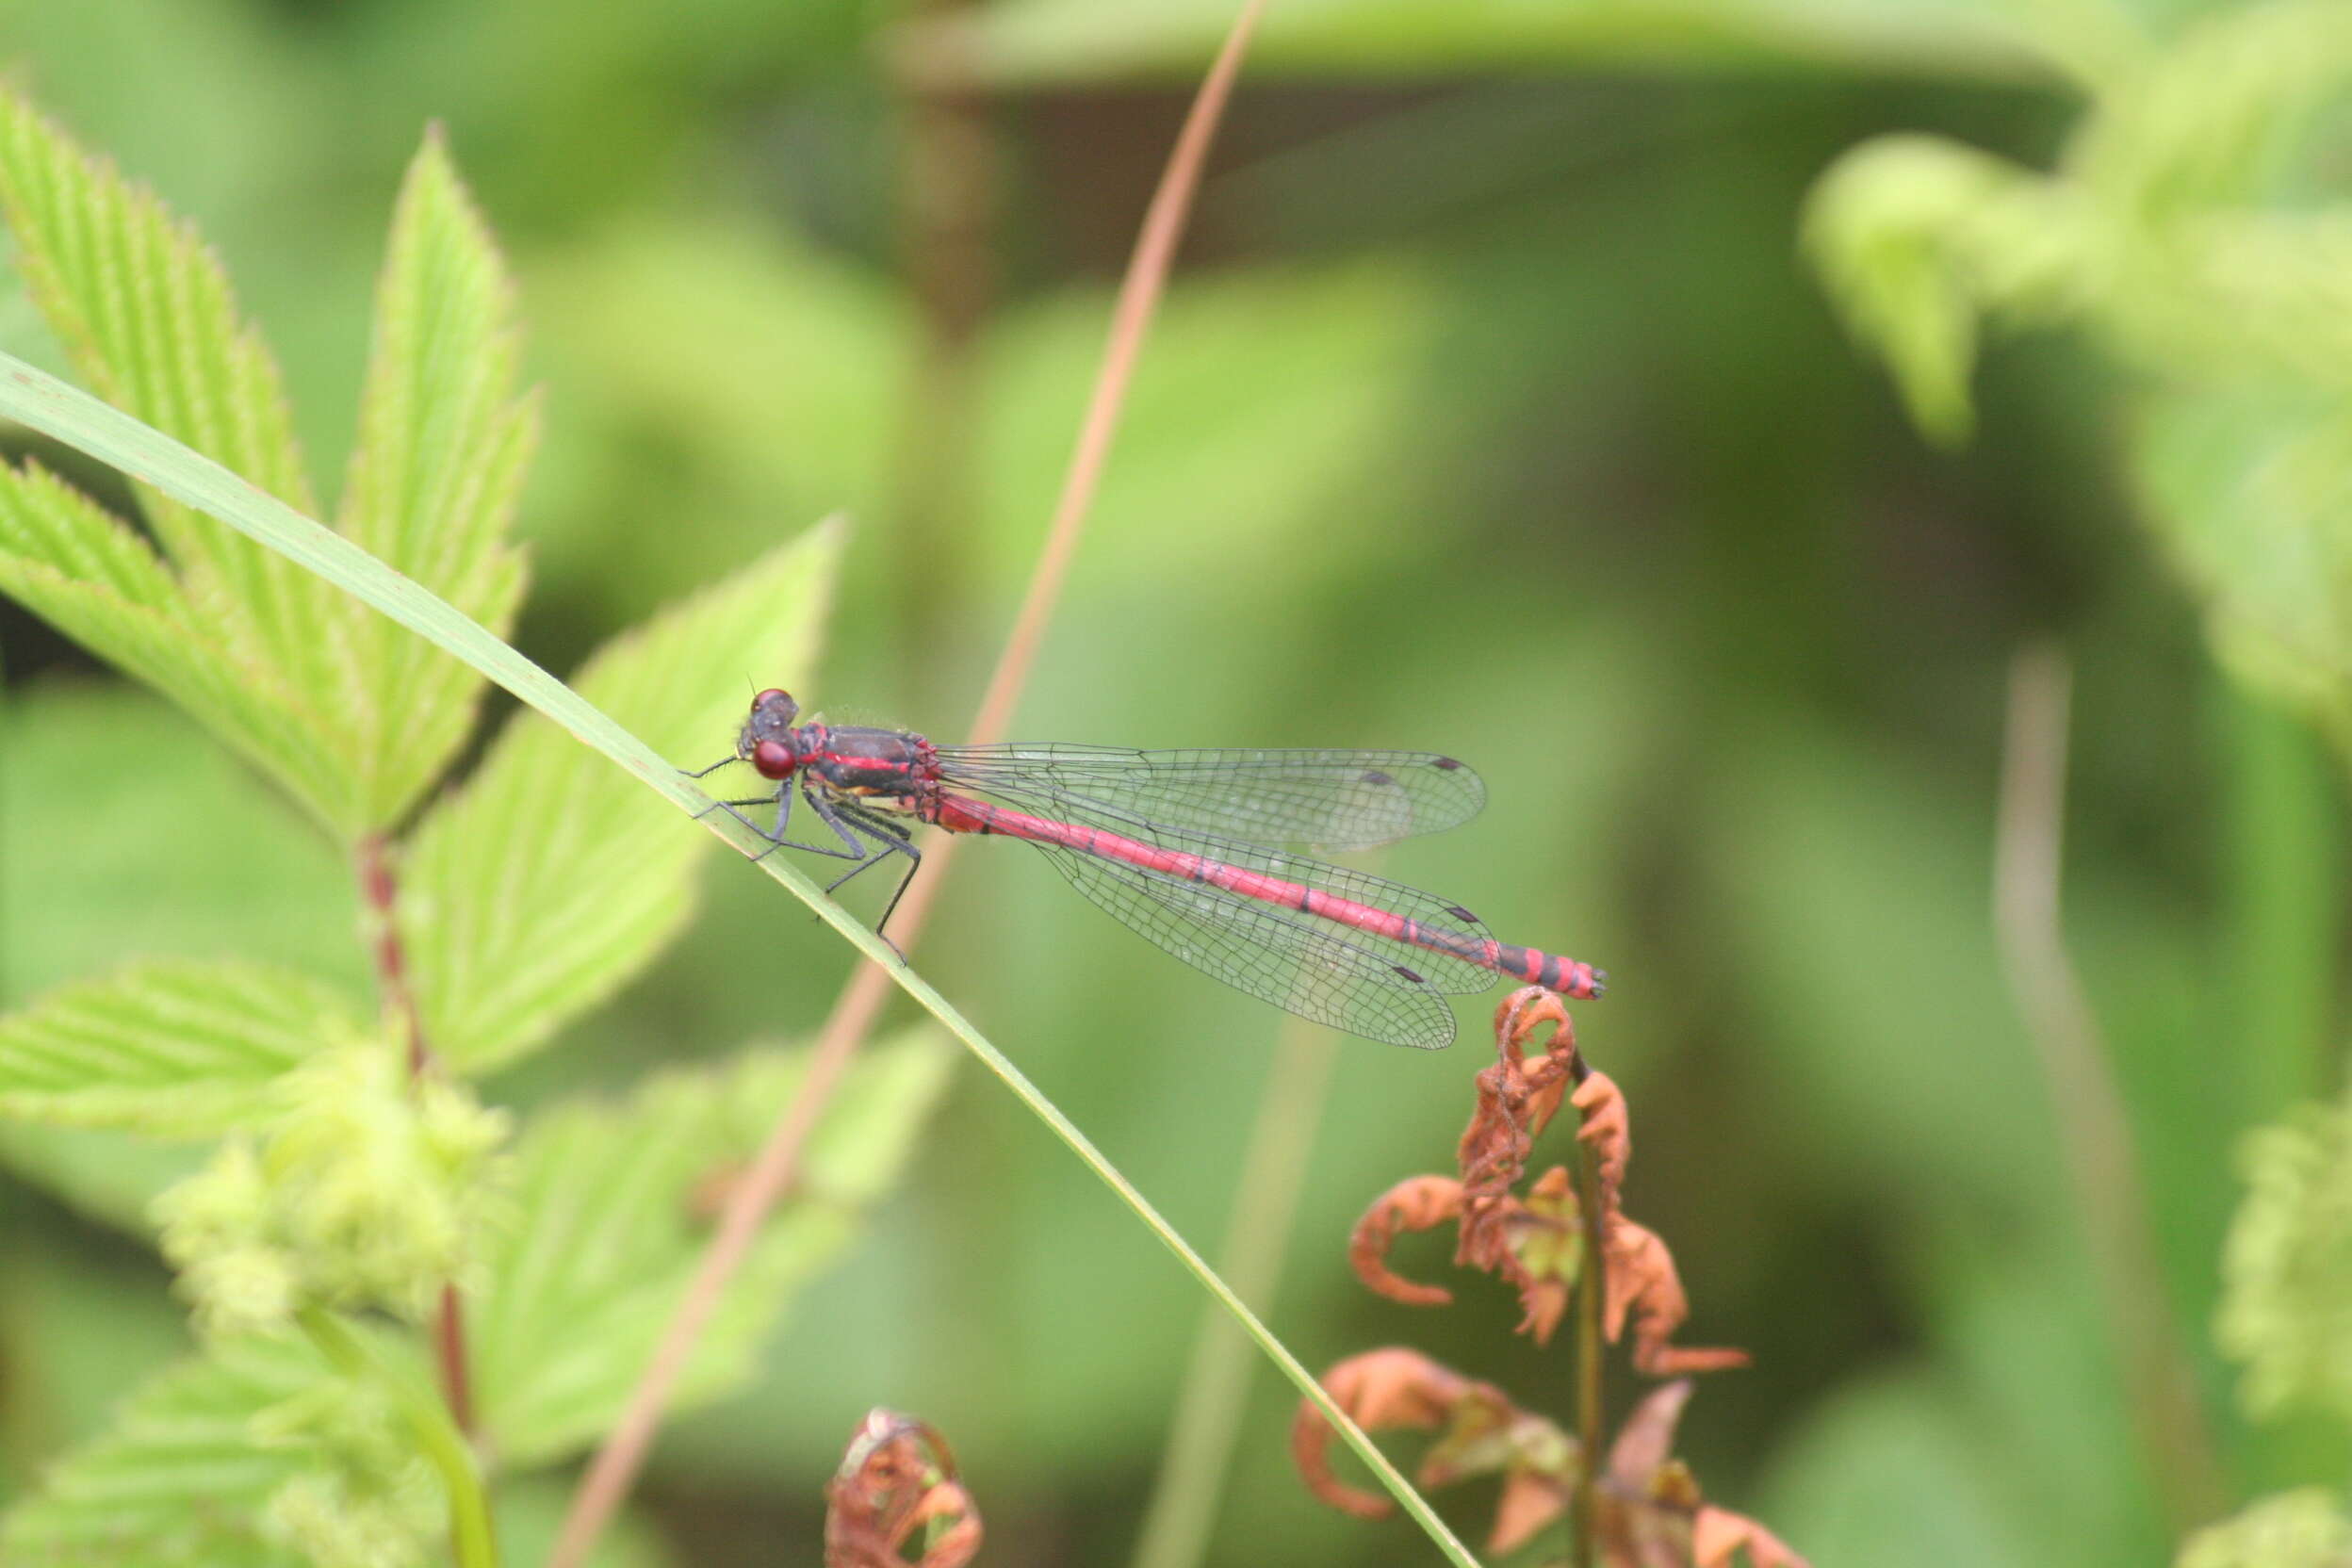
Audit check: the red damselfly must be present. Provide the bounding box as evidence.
[688,690,1605,1049]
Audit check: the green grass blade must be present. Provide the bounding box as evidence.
[0,347,1478,1566]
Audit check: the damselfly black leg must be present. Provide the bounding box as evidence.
[797,795,918,961]
[823,808,916,959]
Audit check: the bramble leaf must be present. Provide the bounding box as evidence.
[399,521,840,1073]
[471,1029,951,1466]
[335,129,537,828]
[0,959,365,1137]
[0,89,356,806]
[0,1332,433,1568]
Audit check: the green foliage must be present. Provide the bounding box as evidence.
[0,89,351,823]
[2217,1090,2352,1423]
[0,959,364,1136]
[0,1332,422,1568]
[333,129,537,830]
[472,1032,951,1466]
[399,525,838,1073]
[153,1045,513,1337]
[0,85,952,1564]
[1805,0,2352,735]
[2177,1489,2352,1568]
[0,94,542,838]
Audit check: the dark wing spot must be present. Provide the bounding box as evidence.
[1431,756,1463,771]
[1359,769,1395,787]
[1393,965,1428,985]
[1446,905,1478,923]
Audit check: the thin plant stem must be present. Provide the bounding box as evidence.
[1129,1017,1340,1568]
[359,833,476,1436]
[298,1303,497,1568]
[1569,1066,1607,1568]
[547,6,1276,1563]
[1992,643,2227,1533]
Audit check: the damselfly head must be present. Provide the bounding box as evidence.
[739,688,803,778]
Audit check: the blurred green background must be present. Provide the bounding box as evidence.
[2,1,2341,1564]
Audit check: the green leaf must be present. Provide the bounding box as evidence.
[1802,133,2087,446]
[335,128,537,828]
[470,1030,953,1467]
[0,461,346,810]
[399,522,839,1073]
[0,960,365,1137]
[2133,382,2352,735]
[0,89,345,743]
[2,1336,342,1568]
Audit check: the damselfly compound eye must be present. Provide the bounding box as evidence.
[751,739,798,779]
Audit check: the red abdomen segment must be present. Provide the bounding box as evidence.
[927,792,1603,1000]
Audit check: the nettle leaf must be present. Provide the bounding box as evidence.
[0,959,365,1137]
[2,1335,347,1567]
[336,129,537,828]
[0,91,361,818]
[399,522,840,1074]
[472,1030,951,1467]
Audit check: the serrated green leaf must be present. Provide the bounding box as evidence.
[400,523,839,1073]
[1,1336,334,1568]
[0,89,344,730]
[0,959,365,1136]
[335,128,536,828]
[0,461,346,809]
[470,1030,951,1468]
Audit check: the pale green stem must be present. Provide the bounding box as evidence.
[297,1304,497,1568]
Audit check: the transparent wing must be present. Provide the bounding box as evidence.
[1028,837,1462,1050]
[929,743,1485,851]
[949,774,1504,998]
